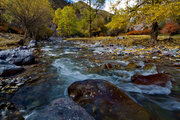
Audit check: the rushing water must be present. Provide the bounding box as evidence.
[8,39,180,120]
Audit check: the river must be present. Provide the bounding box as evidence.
[7,38,180,120]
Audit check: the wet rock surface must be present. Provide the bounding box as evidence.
[0,60,24,77]
[0,77,28,95]
[26,98,95,120]
[0,44,37,120]
[0,47,35,65]
[132,73,171,87]
[28,40,37,48]
[68,79,151,120]
[0,102,24,120]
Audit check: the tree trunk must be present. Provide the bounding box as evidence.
[89,16,92,38]
[89,0,92,38]
[24,30,28,39]
[151,21,158,43]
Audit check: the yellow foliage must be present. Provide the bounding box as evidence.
[1,0,53,39]
[53,6,77,37]
[107,0,180,31]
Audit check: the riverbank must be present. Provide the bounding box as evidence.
[66,35,180,47]
[0,34,180,120]
[0,33,24,50]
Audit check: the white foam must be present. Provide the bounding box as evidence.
[52,58,113,84]
[150,98,180,111]
[48,53,58,56]
[114,60,130,65]
[118,83,171,95]
[112,70,135,81]
[63,51,77,54]
[24,111,36,120]
[41,46,53,51]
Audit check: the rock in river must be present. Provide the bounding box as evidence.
[132,73,171,87]
[28,40,37,48]
[0,59,24,77]
[0,47,35,65]
[68,79,151,120]
[26,98,95,120]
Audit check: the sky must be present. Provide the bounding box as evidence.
[104,0,125,12]
[73,0,135,12]
[73,0,120,12]
[104,0,136,12]
[104,0,116,12]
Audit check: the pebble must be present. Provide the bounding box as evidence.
[0,77,26,95]
[152,56,158,59]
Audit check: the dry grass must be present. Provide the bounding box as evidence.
[0,33,23,50]
[66,35,180,48]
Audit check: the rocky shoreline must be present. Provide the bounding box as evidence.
[0,38,180,120]
[0,40,37,120]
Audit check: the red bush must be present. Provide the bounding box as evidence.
[0,24,9,32]
[160,21,180,36]
[0,24,24,34]
[127,29,151,35]
[11,27,24,34]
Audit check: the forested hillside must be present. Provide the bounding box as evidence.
[73,1,112,36]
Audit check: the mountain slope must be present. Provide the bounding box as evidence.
[49,0,69,9]
[73,1,112,22]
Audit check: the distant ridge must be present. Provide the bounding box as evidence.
[73,1,112,20]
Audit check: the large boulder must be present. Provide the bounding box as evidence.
[0,47,35,65]
[132,73,171,87]
[26,98,95,120]
[0,59,24,77]
[68,79,151,120]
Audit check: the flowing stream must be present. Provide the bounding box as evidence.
[8,39,180,120]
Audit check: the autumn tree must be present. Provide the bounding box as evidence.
[53,6,77,37]
[92,16,107,36]
[82,0,106,37]
[1,0,53,39]
[107,0,180,43]
[77,8,90,36]
[160,21,180,38]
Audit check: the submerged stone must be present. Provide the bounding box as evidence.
[143,64,156,71]
[68,79,151,120]
[0,60,24,77]
[5,111,24,120]
[26,98,95,120]
[103,62,125,70]
[126,62,140,71]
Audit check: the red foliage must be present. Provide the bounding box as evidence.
[160,22,180,36]
[11,27,24,34]
[99,33,106,36]
[0,24,8,32]
[127,29,151,35]
[0,24,24,34]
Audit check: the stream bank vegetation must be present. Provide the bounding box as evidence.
[1,0,54,40]
[66,35,180,48]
